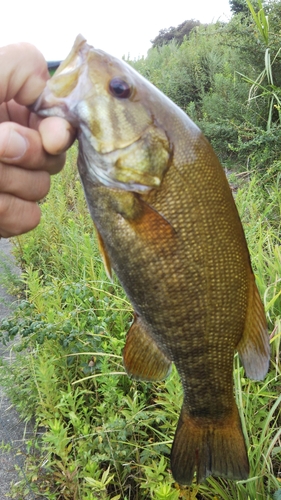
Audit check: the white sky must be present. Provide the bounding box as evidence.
[1,0,232,61]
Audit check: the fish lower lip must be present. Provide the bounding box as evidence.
[34,105,69,119]
[29,98,76,124]
[29,91,67,117]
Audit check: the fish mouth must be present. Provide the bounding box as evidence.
[30,94,83,130]
[31,99,70,120]
[29,80,80,127]
[29,34,90,126]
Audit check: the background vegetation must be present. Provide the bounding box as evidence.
[0,0,280,498]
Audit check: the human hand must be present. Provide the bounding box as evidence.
[0,42,76,237]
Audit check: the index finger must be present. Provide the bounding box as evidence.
[0,42,49,105]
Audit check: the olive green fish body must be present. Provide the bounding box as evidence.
[32,35,270,484]
[78,104,249,412]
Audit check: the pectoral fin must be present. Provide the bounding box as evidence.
[123,315,172,381]
[237,279,270,380]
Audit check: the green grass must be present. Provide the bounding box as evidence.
[0,145,280,499]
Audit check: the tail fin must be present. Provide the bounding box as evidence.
[171,405,249,485]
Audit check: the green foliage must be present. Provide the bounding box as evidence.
[228,125,281,169]
[130,1,281,167]
[246,0,269,44]
[237,0,281,130]
[230,0,253,14]
[131,23,230,119]
[151,19,203,49]
[197,70,250,161]
[129,20,259,165]
[0,148,280,499]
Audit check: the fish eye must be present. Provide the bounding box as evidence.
[109,77,132,99]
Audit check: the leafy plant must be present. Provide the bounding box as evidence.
[238,0,281,130]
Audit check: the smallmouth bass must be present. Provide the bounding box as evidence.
[32,35,270,484]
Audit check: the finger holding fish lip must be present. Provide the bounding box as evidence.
[37,116,76,157]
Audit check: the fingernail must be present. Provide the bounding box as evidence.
[1,130,28,160]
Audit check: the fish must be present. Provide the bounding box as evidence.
[31,34,270,485]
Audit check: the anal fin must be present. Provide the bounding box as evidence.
[123,315,172,381]
[237,279,270,380]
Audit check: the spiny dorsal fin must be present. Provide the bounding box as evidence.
[237,278,270,381]
[123,314,172,382]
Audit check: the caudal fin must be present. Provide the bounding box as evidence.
[170,405,249,484]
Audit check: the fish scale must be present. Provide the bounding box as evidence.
[31,34,270,485]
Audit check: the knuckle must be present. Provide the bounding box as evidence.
[0,193,12,217]
[0,163,4,186]
[50,152,66,174]
[33,170,50,199]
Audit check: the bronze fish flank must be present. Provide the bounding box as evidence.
[32,35,270,484]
